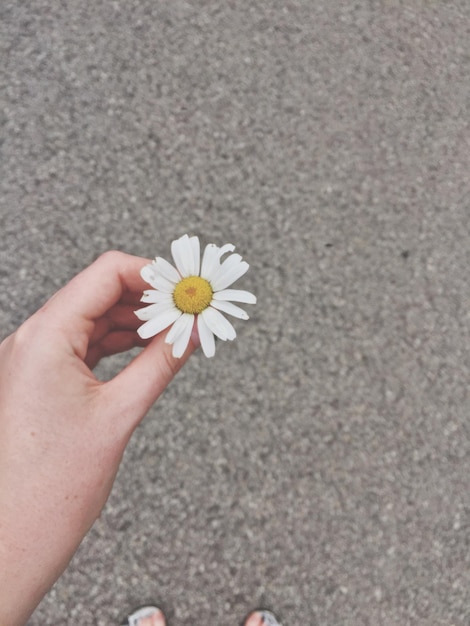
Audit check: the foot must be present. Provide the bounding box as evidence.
[245,610,282,626]
[126,606,165,626]
[126,606,281,626]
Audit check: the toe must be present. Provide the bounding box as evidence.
[244,610,282,626]
[244,612,264,626]
[127,607,166,626]
[138,610,166,626]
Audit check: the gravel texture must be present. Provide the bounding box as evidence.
[1,1,470,624]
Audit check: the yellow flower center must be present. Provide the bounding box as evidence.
[173,276,213,314]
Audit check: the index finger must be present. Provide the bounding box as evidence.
[44,251,149,324]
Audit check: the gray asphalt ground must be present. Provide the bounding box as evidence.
[1,1,470,624]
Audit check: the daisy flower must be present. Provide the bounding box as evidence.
[135,234,256,358]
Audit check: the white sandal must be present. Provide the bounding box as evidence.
[124,606,164,626]
[258,610,282,626]
[245,609,283,626]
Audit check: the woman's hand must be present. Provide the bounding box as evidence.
[0,251,198,626]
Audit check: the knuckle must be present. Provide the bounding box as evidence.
[2,318,40,364]
[97,249,127,266]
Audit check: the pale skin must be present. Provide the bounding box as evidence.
[0,251,273,626]
[0,251,198,626]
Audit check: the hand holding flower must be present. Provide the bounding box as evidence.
[0,251,198,626]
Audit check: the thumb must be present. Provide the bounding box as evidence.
[102,325,200,434]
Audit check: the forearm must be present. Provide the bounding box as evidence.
[0,525,76,626]
[0,474,98,626]
[0,436,121,626]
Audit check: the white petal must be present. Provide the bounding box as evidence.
[165,312,193,344]
[210,258,250,291]
[200,244,220,280]
[141,290,173,304]
[137,308,182,339]
[218,243,236,258]
[210,300,249,320]
[171,315,194,358]
[197,314,216,357]
[140,264,157,284]
[134,301,175,321]
[212,289,257,304]
[189,236,201,276]
[201,307,236,341]
[210,254,242,281]
[141,265,175,292]
[171,234,195,277]
[200,243,235,280]
[153,257,181,283]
